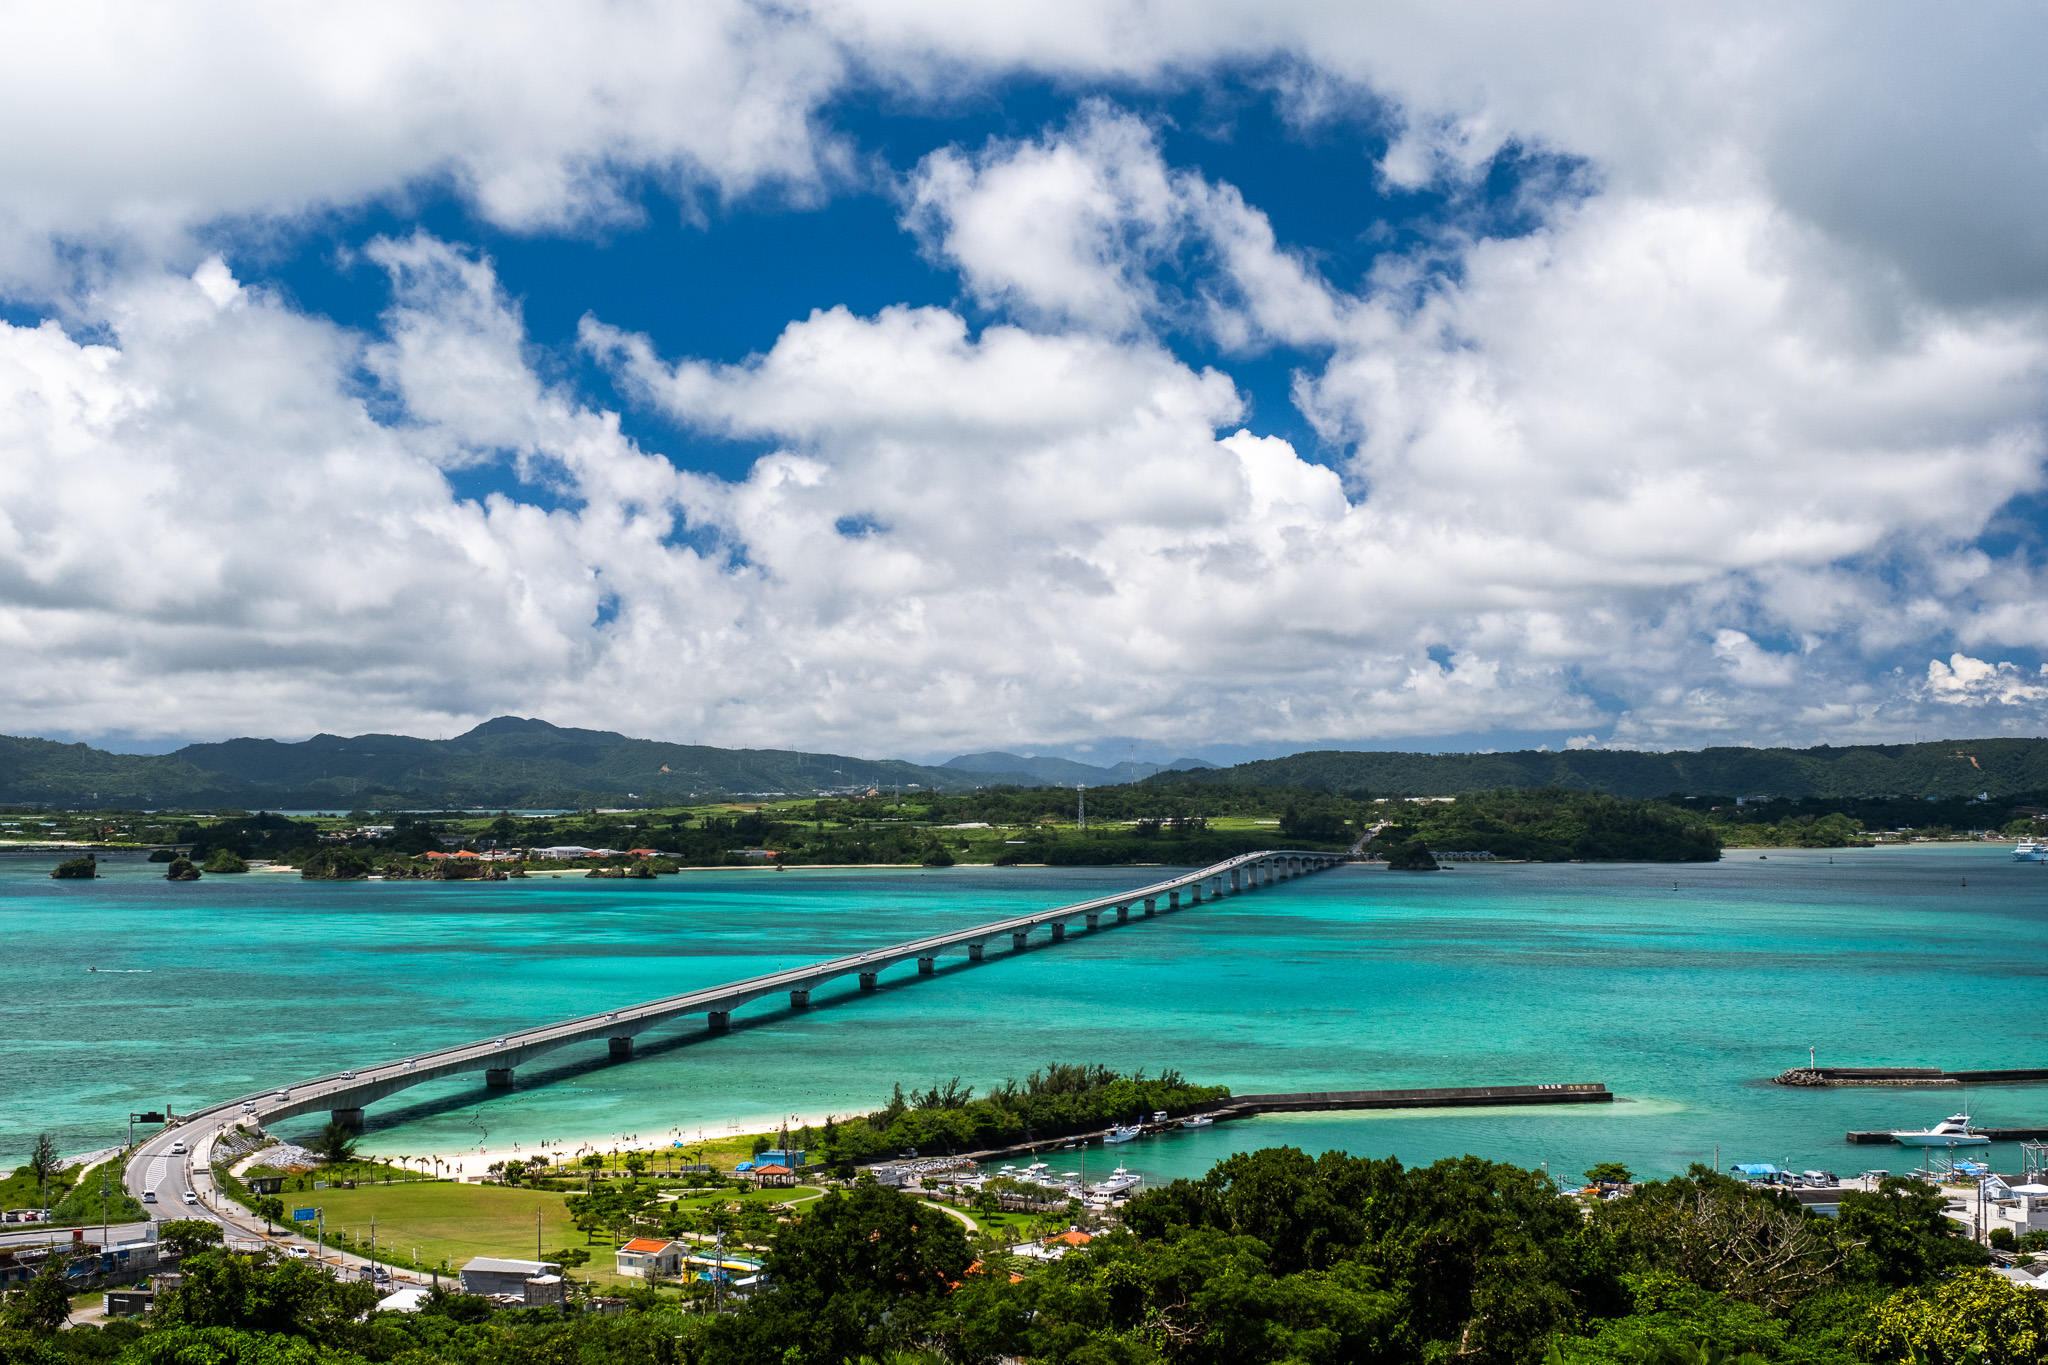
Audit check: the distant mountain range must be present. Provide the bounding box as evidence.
[1159,739,2048,800]
[0,720,2042,809]
[0,719,1210,809]
[942,751,1215,785]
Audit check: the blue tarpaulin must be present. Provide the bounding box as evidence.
[1731,1164,1780,1175]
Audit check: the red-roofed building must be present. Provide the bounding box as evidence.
[615,1238,682,1278]
[748,1163,797,1188]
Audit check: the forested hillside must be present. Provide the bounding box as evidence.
[0,718,1001,808]
[1167,737,2048,799]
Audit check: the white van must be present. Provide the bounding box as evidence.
[170,1141,186,1155]
[181,1191,198,1206]
[141,1189,157,1204]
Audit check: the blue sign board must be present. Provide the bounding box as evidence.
[292,1208,316,1222]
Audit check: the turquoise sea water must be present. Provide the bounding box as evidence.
[4,846,2045,1187]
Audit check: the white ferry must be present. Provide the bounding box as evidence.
[2015,839,2047,862]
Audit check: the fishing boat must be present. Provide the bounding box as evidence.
[1092,1165,1142,1197]
[1890,1114,1990,1147]
[1104,1124,1142,1144]
[1180,1115,1214,1128]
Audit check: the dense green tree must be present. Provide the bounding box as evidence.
[1853,1269,2048,1365]
[48,856,96,880]
[1384,840,1440,870]
[1835,1177,1990,1287]
[154,1250,378,1336]
[309,1122,359,1165]
[2,1262,73,1336]
[297,847,372,880]
[700,1184,973,1365]
[1592,1167,1841,1310]
[164,857,201,881]
[201,848,250,873]
[158,1218,226,1258]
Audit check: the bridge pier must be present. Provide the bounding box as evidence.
[485,1069,515,1088]
[968,942,984,961]
[790,989,811,1007]
[1012,931,1029,950]
[1229,868,1241,894]
[707,1011,730,1033]
[1144,897,1156,916]
[859,972,878,991]
[330,1107,365,1130]
[918,957,935,975]
[1189,883,1201,903]
[1085,911,1100,930]
[608,1036,633,1059]
[1116,904,1128,923]
[1050,923,1066,942]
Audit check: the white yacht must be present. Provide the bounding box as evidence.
[1092,1165,1142,1197]
[1890,1113,1990,1147]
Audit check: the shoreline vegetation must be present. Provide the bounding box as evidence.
[16,778,2046,879]
[6,1140,2022,1365]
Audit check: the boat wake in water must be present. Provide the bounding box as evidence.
[85,967,151,973]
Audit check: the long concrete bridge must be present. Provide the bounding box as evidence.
[224,848,1347,1133]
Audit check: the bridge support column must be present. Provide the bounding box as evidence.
[1116,904,1129,923]
[330,1107,365,1130]
[1189,883,1201,903]
[918,957,935,974]
[1229,868,1241,894]
[608,1036,633,1059]
[859,972,878,990]
[1012,931,1029,950]
[1144,897,1156,916]
[1085,911,1100,930]
[968,942,984,961]
[790,989,810,1007]
[1050,923,1066,942]
[485,1069,514,1088]
[707,1011,730,1033]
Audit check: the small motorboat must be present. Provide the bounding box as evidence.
[1891,1114,1990,1147]
[1180,1115,1214,1128]
[1104,1124,1142,1144]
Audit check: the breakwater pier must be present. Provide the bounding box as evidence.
[947,1084,1613,1164]
[1778,1066,2048,1088]
[1194,1082,1613,1118]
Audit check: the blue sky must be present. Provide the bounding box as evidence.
[2,4,2045,763]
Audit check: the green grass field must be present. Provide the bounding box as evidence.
[284,1180,826,1288]
[280,1182,584,1279]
